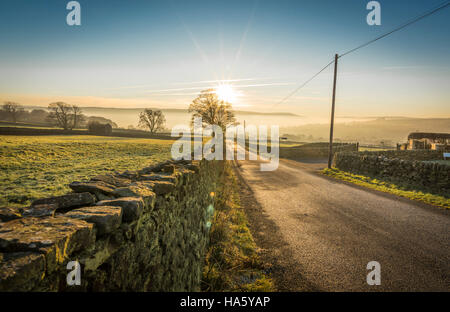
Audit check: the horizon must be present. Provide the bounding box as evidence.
[0,0,449,120]
[10,103,450,120]
[7,102,450,130]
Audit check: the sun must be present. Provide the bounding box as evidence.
[215,84,237,103]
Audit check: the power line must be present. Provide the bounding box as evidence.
[274,59,335,107]
[274,1,450,106]
[339,1,450,58]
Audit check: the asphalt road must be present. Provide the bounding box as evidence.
[235,158,450,291]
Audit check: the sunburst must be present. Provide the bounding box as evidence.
[215,84,237,103]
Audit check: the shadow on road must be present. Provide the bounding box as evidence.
[233,161,321,291]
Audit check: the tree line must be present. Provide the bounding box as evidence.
[0,102,117,130]
[1,88,236,134]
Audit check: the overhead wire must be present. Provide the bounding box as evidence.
[274,1,450,107]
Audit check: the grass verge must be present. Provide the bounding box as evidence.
[202,162,274,291]
[322,168,450,209]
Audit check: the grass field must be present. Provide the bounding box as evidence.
[0,135,174,208]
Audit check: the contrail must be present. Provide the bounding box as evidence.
[172,78,266,85]
[106,78,275,91]
[143,82,294,93]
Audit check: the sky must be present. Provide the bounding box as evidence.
[0,0,449,120]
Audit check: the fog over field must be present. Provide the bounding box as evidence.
[20,105,377,127]
[16,106,449,145]
[73,107,309,129]
[281,117,450,144]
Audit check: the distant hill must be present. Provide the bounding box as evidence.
[20,105,300,117]
[281,117,450,145]
[17,105,303,128]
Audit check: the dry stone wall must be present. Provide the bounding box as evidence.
[280,143,358,160]
[342,150,445,161]
[334,151,450,194]
[0,159,224,291]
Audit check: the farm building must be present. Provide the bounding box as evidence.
[397,132,450,150]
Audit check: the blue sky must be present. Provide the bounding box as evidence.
[0,0,449,119]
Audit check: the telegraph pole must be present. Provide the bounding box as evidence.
[327,54,339,169]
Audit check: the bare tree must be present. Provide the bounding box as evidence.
[2,102,24,123]
[188,89,236,130]
[71,105,84,129]
[47,102,83,130]
[138,109,166,134]
[47,102,72,130]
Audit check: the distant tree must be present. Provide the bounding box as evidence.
[188,89,236,130]
[2,102,24,123]
[29,109,49,122]
[47,102,83,130]
[138,109,166,134]
[47,102,73,130]
[72,105,84,129]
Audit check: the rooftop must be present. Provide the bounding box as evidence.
[408,132,450,140]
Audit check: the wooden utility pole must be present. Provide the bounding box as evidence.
[327,54,339,169]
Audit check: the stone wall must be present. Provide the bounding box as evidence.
[334,151,450,194]
[0,159,224,291]
[0,126,173,140]
[347,150,445,161]
[280,143,358,160]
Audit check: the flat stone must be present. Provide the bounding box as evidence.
[96,197,144,222]
[65,206,122,236]
[140,173,177,184]
[117,170,138,180]
[0,207,22,222]
[0,252,46,291]
[32,192,95,210]
[113,184,156,211]
[162,164,176,173]
[137,166,157,175]
[152,181,176,195]
[22,204,58,217]
[69,181,116,196]
[95,193,115,201]
[138,161,172,175]
[0,217,95,266]
[137,181,155,189]
[174,159,191,165]
[90,174,131,187]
